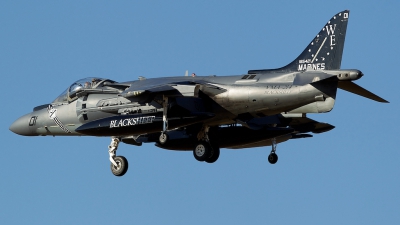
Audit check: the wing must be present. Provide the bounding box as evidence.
[121,80,226,98]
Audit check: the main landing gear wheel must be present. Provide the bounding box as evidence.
[194,125,220,163]
[268,153,278,164]
[193,141,212,161]
[205,145,220,163]
[110,156,129,176]
[159,132,169,145]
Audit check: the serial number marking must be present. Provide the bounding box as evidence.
[265,85,292,89]
[264,85,292,94]
[264,90,292,94]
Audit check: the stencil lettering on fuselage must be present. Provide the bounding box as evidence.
[264,85,292,94]
[47,105,71,133]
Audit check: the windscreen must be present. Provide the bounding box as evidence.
[52,77,108,103]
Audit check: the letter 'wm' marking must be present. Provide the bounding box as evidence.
[325,24,337,35]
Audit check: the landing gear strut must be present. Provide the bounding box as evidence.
[108,137,128,176]
[268,138,278,164]
[193,126,220,163]
[159,96,169,145]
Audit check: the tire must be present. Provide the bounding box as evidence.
[110,156,129,176]
[268,153,278,164]
[159,132,169,145]
[193,141,211,161]
[205,145,220,163]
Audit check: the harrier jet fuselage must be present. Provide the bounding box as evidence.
[10,10,388,176]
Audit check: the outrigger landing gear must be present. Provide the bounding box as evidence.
[108,137,128,176]
[159,95,169,145]
[193,126,220,163]
[268,138,278,164]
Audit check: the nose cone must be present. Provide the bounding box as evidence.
[9,114,36,136]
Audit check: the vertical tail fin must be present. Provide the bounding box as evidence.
[249,10,350,74]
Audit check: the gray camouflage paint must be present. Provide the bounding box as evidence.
[10,10,387,149]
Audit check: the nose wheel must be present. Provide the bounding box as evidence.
[110,156,129,176]
[108,137,129,176]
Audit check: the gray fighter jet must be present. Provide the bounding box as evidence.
[10,10,388,176]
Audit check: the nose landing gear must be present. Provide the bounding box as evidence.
[108,137,128,176]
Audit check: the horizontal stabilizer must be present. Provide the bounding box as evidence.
[338,81,388,103]
[291,134,313,139]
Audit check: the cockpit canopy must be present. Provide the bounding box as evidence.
[52,77,115,103]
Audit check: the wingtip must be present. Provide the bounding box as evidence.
[377,97,389,103]
[371,97,389,103]
[375,98,389,103]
